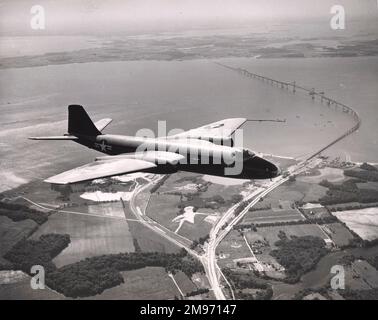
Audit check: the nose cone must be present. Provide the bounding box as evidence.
[243,156,281,179]
[271,164,281,178]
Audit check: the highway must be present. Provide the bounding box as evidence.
[204,157,322,299]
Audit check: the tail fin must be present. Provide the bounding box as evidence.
[68,105,101,136]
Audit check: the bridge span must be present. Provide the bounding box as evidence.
[215,62,361,162]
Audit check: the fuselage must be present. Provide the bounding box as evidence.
[74,133,280,179]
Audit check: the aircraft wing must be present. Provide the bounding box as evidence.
[45,158,157,184]
[44,151,185,185]
[168,118,247,141]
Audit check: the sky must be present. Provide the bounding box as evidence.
[1,0,377,35]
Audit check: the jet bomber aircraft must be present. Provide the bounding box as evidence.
[29,105,280,184]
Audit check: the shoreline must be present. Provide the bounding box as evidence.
[1,35,378,70]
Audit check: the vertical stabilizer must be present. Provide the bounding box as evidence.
[68,105,101,136]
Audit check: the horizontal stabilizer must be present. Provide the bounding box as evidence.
[28,135,78,140]
[95,118,113,132]
[45,158,157,184]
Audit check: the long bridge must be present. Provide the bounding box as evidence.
[215,62,361,162]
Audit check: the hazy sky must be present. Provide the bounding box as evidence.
[1,0,377,35]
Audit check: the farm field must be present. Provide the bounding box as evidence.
[301,205,332,220]
[258,186,303,209]
[344,260,378,290]
[351,260,378,288]
[88,267,182,300]
[146,194,182,232]
[198,180,246,202]
[333,207,378,241]
[216,230,252,269]
[0,216,38,257]
[0,271,65,300]
[192,272,211,290]
[242,208,305,225]
[255,224,328,249]
[255,179,328,210]
[173,271,198,295]
[124,201,180,254]
[30,211,135,267]
[357,181,378,190]
[86,202,125,217]
[158,173,204,194]
[176,213,213,242]
[322,223,355,247]
[297,167,345,184]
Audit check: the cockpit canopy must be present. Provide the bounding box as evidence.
[242,148,255,161]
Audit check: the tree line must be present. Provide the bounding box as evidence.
[270,235,329,284]
[5,235,204,298]
[0,201,49,225]
[222,268,273,300]
[319,178,378,205]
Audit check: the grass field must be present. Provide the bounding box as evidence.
[160,172,203,193]
[147,183,222,242]
[216,230,252,269]
[301,206,331,220]
[242,208,305,225]
[298,167,345,184]
[146,194,182,231]
[191,272,211,289]
[258,185,304,209]
[173,271,197,295]
[11,180,63,207]
[176,214,212,242]
[30,211,135,267]
[124,201,181,254]
[0,272,65,300]
[322,223,355,247]
[87,267,182,300]
[351,260,378,288]
[344,260,378,290]
[256,224,328,249]
[0,216,38,258]
[86,202,125,217]
[333,207,378,241]
[200,182,245,204]
[357,181,378,190]
[302,184,329,203]
[156,171,245,211]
